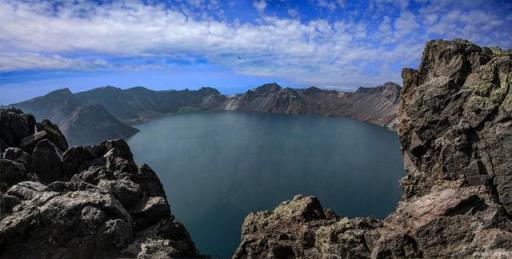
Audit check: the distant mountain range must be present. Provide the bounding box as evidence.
[203,82,400,129]
[11,82,400,145]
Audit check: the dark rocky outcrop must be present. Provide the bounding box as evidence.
[234,40,512,258]
[30,139,63,183]
[37,119,69,151]
[0,108,36,150]
[0,108,197,258]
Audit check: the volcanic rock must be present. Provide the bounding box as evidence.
[233,39,512,258]
[0,109,198,258]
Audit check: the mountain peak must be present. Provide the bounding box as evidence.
[304,86,322,95]
[198,87,220,95]
[100,85,122,91]
[355,82,400,94]
[45,88,73,97]
[382,82,401,93]
[254,83,282,94]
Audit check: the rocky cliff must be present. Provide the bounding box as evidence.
[233,40,512,258]
[203,82,400,130]
[0,108,197,258]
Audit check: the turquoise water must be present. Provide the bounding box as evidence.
[128,111,404,258]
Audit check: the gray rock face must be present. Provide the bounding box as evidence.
[0,109,198,258]
[234,40,512,258]
[203,82,401,130]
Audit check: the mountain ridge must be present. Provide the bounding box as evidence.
[12,89,139,146]
[203,81,401,130]
[12,83,401,145]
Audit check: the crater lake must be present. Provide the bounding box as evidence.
[127,111,404,258]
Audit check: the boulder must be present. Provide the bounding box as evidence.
[134,164,167,198]
[0,159,26,188]
[0,108,35,147]
[61,146,96,177]
[6,181,50,201]
[19,120,68,153]
[38,120,68,152]
[132,196,171,230]
[2,147,31,168]
[0,193,21,218]
[30,139,63,183]
[19,131,48,153]
[103,139,133,161]
[70,166,113,185]
[97,179,141,209]
[273,195,326,221]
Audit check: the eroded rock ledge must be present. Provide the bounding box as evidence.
[0,108,197,258]
[234,40,512,258]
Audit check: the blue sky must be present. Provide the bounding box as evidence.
[1,0,511,104]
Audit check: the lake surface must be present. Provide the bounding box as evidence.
[128,111,404,258]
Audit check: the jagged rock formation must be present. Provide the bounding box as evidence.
[0,108,197,258]
[12,83,399,145]
[233,40,512,258]
[203,82,400,130]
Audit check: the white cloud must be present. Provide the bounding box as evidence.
[336,0,347,8]
[0,0,510,89]
[316,0,337,11]
[0,53,96,71]
[394,12,419,39]
[252,0,267,13]
[287,8,299,18]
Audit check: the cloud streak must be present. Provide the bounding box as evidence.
[0,0,511,89]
